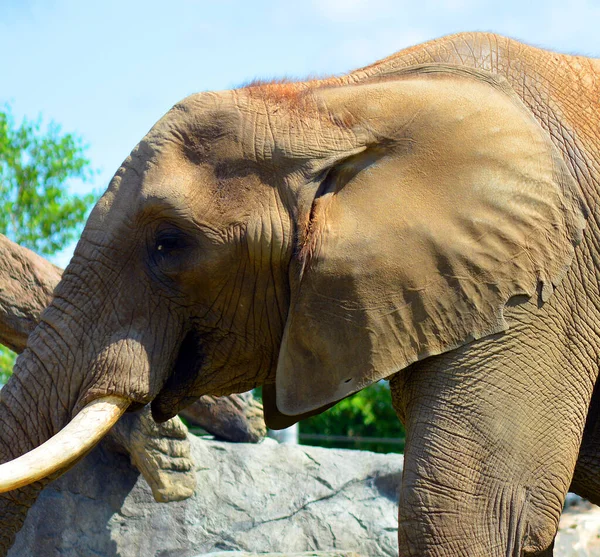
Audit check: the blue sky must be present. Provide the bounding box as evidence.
[2,0,599,266]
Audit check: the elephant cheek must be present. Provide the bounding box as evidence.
[151,330,206,423]
[79,338,155,409]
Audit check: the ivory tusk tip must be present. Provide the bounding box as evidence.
[0,395,130,493]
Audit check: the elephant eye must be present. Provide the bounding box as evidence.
[156,235,182,253]
[148,226,197,279]
[153,229,191,259]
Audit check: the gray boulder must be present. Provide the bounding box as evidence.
[196,554,360,557]
[11,437,400,556]
[9,434,600,556]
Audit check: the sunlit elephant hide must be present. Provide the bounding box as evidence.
[1,32,600,556]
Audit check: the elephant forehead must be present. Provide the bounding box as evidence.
[136,153,203,209]
[137,158,265,224]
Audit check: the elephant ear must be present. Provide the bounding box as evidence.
[275,65,587,416]
[262,384,339,430]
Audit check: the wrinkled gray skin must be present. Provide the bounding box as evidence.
[108,393,264,502]
[1,33,600,556]
[106,406,196,503]
[180,391,266,443]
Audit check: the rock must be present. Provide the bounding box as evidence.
[195,553,360,556]
[9,434,600,556]
[555,496,600,556]
[10,436,400,556]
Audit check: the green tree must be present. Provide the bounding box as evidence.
[0,105,97,384]
[299,381,405,453]
[0,349,16,386]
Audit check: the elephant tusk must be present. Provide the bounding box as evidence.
[0,395,130,493]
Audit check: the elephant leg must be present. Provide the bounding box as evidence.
[389,320,594,556]
[570,376,600,505]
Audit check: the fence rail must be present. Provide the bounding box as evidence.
[298,433,404,445]
[188,427,405,451]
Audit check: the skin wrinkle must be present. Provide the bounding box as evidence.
[268,208,284,322]
[4,378,38,444]
[222,242,248,335]
[59,255,117,320]
[29,322,81,417]
[6,334,77,445]
[48,296,94,357]
[28,343,70,428]
[247,218,262,345]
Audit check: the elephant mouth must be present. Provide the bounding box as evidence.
[151,329,206,423]
[0,331,206,492]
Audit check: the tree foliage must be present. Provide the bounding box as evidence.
[0,105,97,383]
[0,349,15,386]
[299,381,405,453]
[0,107,96,255]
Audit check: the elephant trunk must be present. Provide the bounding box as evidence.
[0,316,82,552]
[0,249,138,553]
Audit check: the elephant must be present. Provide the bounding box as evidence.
[0,31,599,556]
[0,233,265,502]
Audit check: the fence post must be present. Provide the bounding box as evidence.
[268,424,299,444]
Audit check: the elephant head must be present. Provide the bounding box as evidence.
[0,35,592,556]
